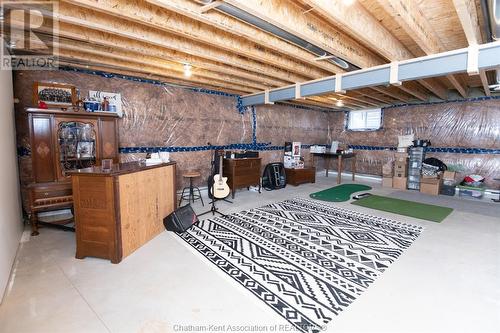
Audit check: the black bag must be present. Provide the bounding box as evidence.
[423,157,447,172]
[163,204,199,233]
[262,162,286,191]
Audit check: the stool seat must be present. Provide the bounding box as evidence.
[179,170,204,207]
[183,171,201,178]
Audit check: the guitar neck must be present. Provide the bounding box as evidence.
[219,155,223,175]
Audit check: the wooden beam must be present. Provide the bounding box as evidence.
[145,0,343,75]
[31,19,291,88]
[53,5,312,85]
[56,47,258,94]
[376,0,468,97]
[56,40,270,91]
[198,0,223,13]
[221,0,385,69]
[60,0,328,80]
[417,79,448,100]
[371,87,410,103]
[9,17,291,91]
[304,0,448,100]
[357,89,393,104]
[452,0,483,45]
[479,70,491,97]
[399,82,428,101]
[59,62,249,95]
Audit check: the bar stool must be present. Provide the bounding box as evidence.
[179,171,204,206]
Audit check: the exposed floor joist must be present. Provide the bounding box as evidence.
[376,0,468,98]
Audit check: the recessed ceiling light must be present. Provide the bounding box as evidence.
[342,0,355,5]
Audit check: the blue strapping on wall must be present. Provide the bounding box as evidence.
[383,94,500,109]
[251,106,257,145]
[46,66,499,157]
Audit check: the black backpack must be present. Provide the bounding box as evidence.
[262,163,287,191]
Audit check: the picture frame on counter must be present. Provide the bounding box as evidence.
[33,81,76,108]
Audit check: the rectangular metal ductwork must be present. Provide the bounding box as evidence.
[211,1,359,72]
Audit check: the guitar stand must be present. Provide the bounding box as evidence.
[198,195,226,218]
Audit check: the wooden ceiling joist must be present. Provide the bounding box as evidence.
[60,0,329,80]
[452,0,491,97]
[240,41,500,106]
[59,62,249,95]
[376,0,468,98]
[29,19,292,89]
[221,0,384,69]
[52,8,314,86]
[145,0,345,75]
[302,0,449,100]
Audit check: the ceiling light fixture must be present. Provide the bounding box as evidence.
[336,100,344,107]
[183,63,192,77]
[342,0,355,5]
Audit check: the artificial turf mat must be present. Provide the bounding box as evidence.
[309,184,372,202]
[351,194,453,223]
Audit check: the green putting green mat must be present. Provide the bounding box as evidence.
[351,195,453,223]
[310,184,372,202]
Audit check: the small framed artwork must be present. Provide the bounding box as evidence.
[101,159,113,171]
[77,141,94,159]
[33,82,76,108]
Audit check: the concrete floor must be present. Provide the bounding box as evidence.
[1,173,499,333]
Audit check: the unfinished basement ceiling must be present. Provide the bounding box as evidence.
[3,0,498,110]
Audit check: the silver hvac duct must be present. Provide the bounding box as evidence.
[482,0,500,89]
[196,0,358,71]
[486,0,500,40]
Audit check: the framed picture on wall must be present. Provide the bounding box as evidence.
[33,82,76,108]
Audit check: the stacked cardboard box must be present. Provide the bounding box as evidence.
[382,161,393,187]
[420,176,443,195]
[392,152,408,189]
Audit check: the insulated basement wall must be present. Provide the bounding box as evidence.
[13,70,328,208]
[327,100,500,187]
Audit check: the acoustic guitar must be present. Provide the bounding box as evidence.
[212,156,230,199]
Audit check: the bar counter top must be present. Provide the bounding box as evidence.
[68,161,176,177]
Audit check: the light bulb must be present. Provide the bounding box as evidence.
[336,100,344,107]
[183,64,192,77]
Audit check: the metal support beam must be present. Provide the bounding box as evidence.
[241,41,500,106]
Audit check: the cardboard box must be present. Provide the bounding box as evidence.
[443,170,456,180]
[420,178,443,195]
[394,153,409,163]
[382,162,393,177]
[420,176,441,184]
[382,177,393,188]
[392,177,407,190]
[394,162,408,177]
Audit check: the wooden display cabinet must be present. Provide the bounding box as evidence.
[26,108,119,235]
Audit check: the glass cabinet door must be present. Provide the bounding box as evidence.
[58,121,97,177]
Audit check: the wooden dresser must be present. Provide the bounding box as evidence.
[26,108,119,235]
[69,162,176,263]
[223,157,261,199]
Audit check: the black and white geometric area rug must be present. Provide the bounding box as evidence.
[179,198,423,333]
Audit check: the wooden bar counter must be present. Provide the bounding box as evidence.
[69,161,176,263]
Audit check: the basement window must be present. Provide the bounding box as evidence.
[346,109,382,131]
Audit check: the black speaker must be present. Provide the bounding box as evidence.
[163,204,199,233]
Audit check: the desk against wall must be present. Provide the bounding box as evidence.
[69,162,176,263]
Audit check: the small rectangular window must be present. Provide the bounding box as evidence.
[347,109,382,131]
